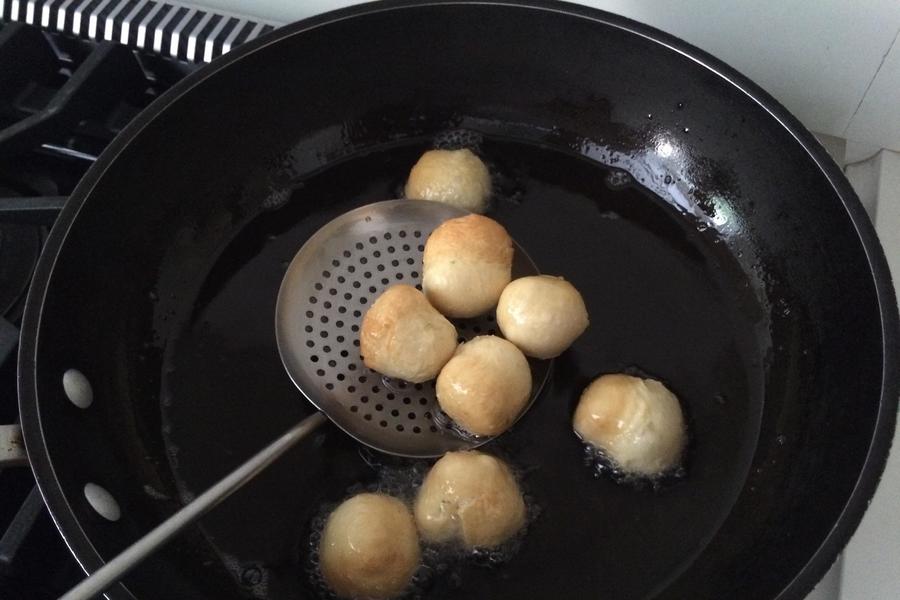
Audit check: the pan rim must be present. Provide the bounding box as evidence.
[17,2,899,599]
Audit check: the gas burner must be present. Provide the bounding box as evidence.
[0,20,200,598]
[0,224,40,322]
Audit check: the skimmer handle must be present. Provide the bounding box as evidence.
[59,412,328,600]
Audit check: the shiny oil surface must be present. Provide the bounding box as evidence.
[160,139,765,599]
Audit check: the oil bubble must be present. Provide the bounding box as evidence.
[580,441,686,491]
[306,455,537,598]
[605,169,632,189]
[432,129,484,151]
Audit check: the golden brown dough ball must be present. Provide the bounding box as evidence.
[319,493,421,599]
[360,285,457,383]
[414,451,526,548]
[436,336,531,437]
[495,275,589,359]
[423,214,513,318]
[405,149,491,213]
[573,374,687,476]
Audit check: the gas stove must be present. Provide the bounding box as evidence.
[0,11,270,597]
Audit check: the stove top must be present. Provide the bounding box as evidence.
[0,18,204,599]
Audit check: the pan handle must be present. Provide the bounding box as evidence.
[59,411,328,600]
[0,424,27,468]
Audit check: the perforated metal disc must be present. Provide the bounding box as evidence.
[275,200,550,457]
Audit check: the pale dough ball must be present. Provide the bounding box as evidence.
[319,493,421,600]
[415,451,526,548]
[423,214,513,318]
[436,336,532,436]
[573,374,687,476]
[496,275,589,359]
[405,148,491,213]
[360,285,457,383]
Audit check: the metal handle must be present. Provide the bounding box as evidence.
[59,412,328,600]
[0,424,27,467]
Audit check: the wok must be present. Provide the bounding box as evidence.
[17,1,899,599]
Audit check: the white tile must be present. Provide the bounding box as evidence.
[840,422,900,600]
[845,151,883,219]
[814,132,847,166]
[840,147,900,600]
[805,557,842,600]
[845,33,900,152]
[586,0,900,136]
[844,140,883,166]
[874,150,900,292]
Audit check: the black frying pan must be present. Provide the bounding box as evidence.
[18,2,899,599]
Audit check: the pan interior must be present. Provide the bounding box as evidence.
[158,137,765,599]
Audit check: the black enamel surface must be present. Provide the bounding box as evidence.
[18,2,898,599]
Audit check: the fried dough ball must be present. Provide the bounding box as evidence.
[495,275,589,359]
[422,214,513,318]
[414,451,526,548]
[319,493,421,599]
[573,374,687,476]
[436,336,531,436]
[360,285,457,383]
[405,149,491,213]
